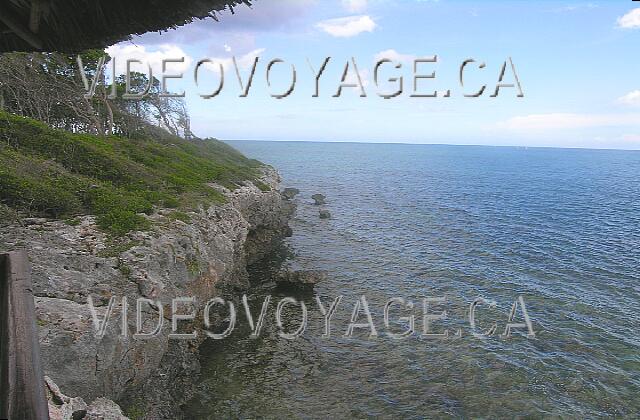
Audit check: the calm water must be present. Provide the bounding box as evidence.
[186,142,640,418]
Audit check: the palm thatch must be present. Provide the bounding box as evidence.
[0,0,251,52]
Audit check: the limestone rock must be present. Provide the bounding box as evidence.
[46,376,127,420]
[311,194,326,205]
[281,187,300,200]
[1,166,294,419]
[86,398,129,420]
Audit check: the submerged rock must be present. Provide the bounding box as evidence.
[311,194,326,205]
[276,269,327,285]
[319,209,331,219]
[282,187,300,200]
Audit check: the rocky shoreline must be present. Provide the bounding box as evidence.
[0,166,295,419]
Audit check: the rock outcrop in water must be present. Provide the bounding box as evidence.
[276,269,327,286]
[311,194,326,205]
[0,167,294,419]
[281,187,300,200]
[319,209,332,219]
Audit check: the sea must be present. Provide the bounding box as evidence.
[184,142,640,418]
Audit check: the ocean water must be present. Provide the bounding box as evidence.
[185,142,640,418]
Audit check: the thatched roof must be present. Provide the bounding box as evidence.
[0,0,250,53]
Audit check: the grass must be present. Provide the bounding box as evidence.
[117,260,132,278]
[124,402,145,420]
[0,203,17,226]
[186,256,201,275]
[254,180,271,192]
[0,111,263,235]
[167,210,192,224]
[64,217,81,226]
[97,239,143,258]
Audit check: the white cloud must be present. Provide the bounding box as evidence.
[374,49,415,64]
[554,3,598,13]
[193,48,265,97]
[618,90,640,107]
[342,68,370,89]
[201,48,266,74]
[617,8,640,29]
[315,15,376,37]
[497,113,640,131]
[105,44,192,78]
[341,0,367,13]
[621,134,640,142]
[207,33,257,56]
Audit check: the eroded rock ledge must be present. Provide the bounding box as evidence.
[46,376,128,420]
[0,166,294,419]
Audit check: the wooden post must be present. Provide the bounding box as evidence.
[0,253,8,417]
[0,251,50,420]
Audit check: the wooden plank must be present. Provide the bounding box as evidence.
[0,251,49,420]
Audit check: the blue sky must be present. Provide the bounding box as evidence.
[106,0,640,149]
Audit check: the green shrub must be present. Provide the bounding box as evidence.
[0,110,263,235]
[254,180,271,192]
[0,203,17,225]
[124,403,145,420]
[163,198,180,208]
[0,170,83,217]
[97,239,142,258]
[186,256,200,275]
[117,260,132,278]
[167,211,191,223]
[96,209,150,236]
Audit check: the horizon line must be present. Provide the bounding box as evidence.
[221,139,640,153]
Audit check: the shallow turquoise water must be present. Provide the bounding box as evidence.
[186,142,640,418]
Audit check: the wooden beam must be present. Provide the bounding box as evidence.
[29,0,44,34]
[0,251,50,420]
[0,6,43,49]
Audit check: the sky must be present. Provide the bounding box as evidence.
[105,0,640,149]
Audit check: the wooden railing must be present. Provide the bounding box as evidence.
[0,251,49,420]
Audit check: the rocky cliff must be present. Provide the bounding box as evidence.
[0,166,293,419]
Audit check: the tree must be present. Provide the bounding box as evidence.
[0,51,193,139]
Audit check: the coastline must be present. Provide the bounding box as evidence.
[0,165,295,419]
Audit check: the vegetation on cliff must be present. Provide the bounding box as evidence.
[0,110,263,235]
[0,50,266,236]
[0,51,194,138]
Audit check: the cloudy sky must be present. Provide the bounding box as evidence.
[106,0,640,149]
